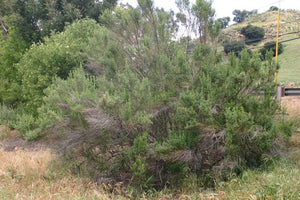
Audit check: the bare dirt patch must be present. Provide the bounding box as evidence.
[0,127,54,152]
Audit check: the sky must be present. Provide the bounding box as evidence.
[119,0,300,20]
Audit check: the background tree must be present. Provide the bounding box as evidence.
[176,0,194,40]
[269,6,279,11]
[4,0,117,44]
[232,9,257,23]
[217,16,230,29]
[176,0,194,52]
[99,0,181,90]
[192,0,215,44]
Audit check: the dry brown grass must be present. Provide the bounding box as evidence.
[281,96,300,168]
[281,97,300,118]
[0,147,120,200]
[0,125,17,140]
[281,96,300,131]
[0,146,233,200]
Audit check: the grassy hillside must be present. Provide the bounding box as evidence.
[222,10,300,84]
[278,38,300,84]
[223,10,300,42]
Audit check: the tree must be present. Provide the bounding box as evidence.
[99,0,179,85]
[14,19,101,114]
[217,16,230,29]
[232,9,257,23]
[0,0,15,34]
[269,6,279,11]
[176,0,194,38]
[0,28,28,105]
[241,24,265,44]
[192,0,215,44]
[5,0,117,44]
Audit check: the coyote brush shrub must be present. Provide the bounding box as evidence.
[2,4,292,191]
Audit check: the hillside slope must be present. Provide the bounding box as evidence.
[278,38,300,84]
[222,10,300,84]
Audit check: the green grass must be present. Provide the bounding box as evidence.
[278,38,300,84]
[214,160,300,199]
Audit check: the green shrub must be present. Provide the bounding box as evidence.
[16,19,101,115]
[277,120,293,139]
[41,67,98,128]
[126,132,153,189]
[224,106,275,166]
[97,65,156,125]
[241,24,265,44]
[131,132,149,157]
[13,113,36,138]
[223,41,245,55]
[2,5,291,191]
[131,155,152,189]
[0,105,17,126]
[260,41,284,60]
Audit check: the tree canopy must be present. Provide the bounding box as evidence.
[1,0,117,44]
[232,9,257,23]
[217,16,230,29]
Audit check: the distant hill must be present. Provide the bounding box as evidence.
[221,9,300,84]
[222,10,300,43]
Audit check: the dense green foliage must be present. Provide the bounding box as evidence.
[260,41,284,60]
[0,0,293,191]
[192,0,215,44]
[0,28,28,105]
[14,19,100,114]
[1,0,117,44]
[241,24,265,44]
[223,40,246,55]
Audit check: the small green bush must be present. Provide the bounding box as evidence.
[41,67,97,128]
[0,105,17,126]
[13,113,36,138]
[223,41,245,56]
[241,24,265,44]
[127,132,153,189]
[260,41,284,60]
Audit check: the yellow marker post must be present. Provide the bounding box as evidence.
[274,9,280,85]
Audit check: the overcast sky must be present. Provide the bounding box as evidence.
[119,0,300,20]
